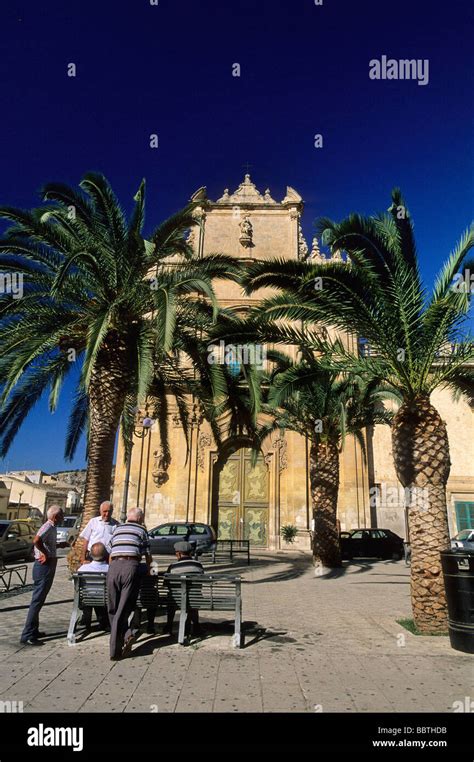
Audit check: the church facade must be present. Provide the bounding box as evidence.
[112,175,474,549]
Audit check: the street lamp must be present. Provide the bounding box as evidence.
[120,408,154,522]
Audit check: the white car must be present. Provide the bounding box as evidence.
[56,515,82,547]
[451,529,474,551]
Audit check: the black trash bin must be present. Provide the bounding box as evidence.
[440,549,474,654]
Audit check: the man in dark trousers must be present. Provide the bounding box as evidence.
[20,505,64,645]
[164,540,204,637]
[107,507,151,660]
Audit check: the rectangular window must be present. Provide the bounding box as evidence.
[455,501,474,532]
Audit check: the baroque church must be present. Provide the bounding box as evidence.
[112,175,474,549]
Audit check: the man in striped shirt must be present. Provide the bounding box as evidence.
[107,507,151,660]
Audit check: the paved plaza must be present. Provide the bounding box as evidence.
[0,552,471,713]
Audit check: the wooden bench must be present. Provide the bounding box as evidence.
[164,573,244,648]
[67,572,161,645]
[0,563,28,594]
[201,539,250,565]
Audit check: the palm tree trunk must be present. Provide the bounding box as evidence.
[67,336,130,573]
[310,439,342,569]
[391,395,451,632]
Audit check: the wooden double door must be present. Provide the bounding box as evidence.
[216,448,269,547]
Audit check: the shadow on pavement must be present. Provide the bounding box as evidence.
[315,558,406,580]
[0,597,73,614]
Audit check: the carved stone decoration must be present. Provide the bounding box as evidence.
[216,188,231,203]
[273,436,288,471]
[289,208,299,220]
[298,223,309,260]
[263,188,276,203]
[264,452,273,470]
[227,173,264,204]
[215,176,278,206]
[331,248,344,262]
[197,432,212,471]
[239,214,253,247]
[281,186,303,205]
[309,236,327,264]
[152,446,170,486]
[191,403,204,428]
[193,206,206,222]
[171,412,181,428]
[189,186,208,202]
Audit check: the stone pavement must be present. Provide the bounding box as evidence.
[0,552,471,713]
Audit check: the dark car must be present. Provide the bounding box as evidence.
[340,528,404,561]
[0,520,36,563]
[148,522,216,556]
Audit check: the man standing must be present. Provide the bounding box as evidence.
[79,501,118,561]
[20,505,64,646]
[107,507,151,660]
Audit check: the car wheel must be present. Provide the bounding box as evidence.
[392,551,402,561]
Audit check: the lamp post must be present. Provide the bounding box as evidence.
[120,409,154,523]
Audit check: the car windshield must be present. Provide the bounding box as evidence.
[456,529,474,540]
[60,518,76,528]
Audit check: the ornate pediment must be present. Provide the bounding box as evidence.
[217,174,263,204]
[214,175,304,210]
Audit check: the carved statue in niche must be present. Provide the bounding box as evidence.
[239,214,253,247]
[152,446,170,486]
[197,432,212,471]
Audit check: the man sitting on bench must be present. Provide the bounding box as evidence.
[77,542,110,631]
[164,541,203,637]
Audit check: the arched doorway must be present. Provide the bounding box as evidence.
[213,446,269,547]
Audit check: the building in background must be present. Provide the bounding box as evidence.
[0,472,80,520]
[0,480,10,519]
[107,174,473,547]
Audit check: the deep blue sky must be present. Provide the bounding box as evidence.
[0,0,472,472]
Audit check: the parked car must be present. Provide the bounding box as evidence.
[148,522,216,556]
[25,517,43,531]
[0,520,36,563]
[340,528,404,560]
[56,515,82,548]
[451,529,474,551]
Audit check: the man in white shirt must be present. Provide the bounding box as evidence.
[79,501,118,562]
[77,542,110,630]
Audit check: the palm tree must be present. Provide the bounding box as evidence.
[258,346,394,569]
[243,189,474,631]
[0,173,241,569]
